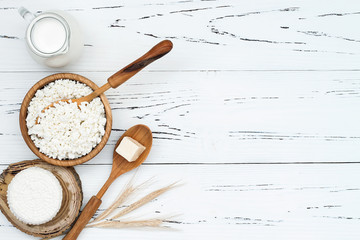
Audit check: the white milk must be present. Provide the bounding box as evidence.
[19,7,84,68]
[30,17,67,53]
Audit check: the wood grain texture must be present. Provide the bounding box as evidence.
[19,73,113,166]
[1,71,359,164]
[0,0,359,239]
[97,124,153,199]
[0,164,359,240]
[108,40,173,88]
[57,40,172,115]
[63,196,102,240]
[0,0,359,71]
[0,160,83,238]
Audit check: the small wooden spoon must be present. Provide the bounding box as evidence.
[63,124,153,240]
[36,40,173,123]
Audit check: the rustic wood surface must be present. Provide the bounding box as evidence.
[0,0,359,239]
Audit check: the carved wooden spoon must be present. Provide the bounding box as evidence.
[36,40,173,123]
[63,124,153,240]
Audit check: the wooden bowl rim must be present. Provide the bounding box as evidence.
[19,73,112,167]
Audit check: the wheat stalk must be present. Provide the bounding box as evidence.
[91,177,153,224]
[87,219,165,228]
[86,177,180,229]
[109,182,178,220]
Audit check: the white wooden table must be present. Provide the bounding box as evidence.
[1,0,360,239]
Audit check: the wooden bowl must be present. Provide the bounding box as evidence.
[0,160,83,238]
[19,73,112,166]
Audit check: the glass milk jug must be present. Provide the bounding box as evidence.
[18,7,83,68]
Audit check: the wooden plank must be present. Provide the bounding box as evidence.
[0,164,359,239]
[0,0,360,71]
[0,71,359,164]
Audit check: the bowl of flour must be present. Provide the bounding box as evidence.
[19,73,112,166]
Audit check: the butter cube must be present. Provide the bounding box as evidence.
[116,136,146,162]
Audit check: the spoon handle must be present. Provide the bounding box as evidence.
[107,40,173,88]
[62,196,102,240]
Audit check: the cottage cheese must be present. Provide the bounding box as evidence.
[26,79,107,160]
[7,167,63,225]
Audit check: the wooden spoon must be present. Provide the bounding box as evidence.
[63,124,153,240]
[36,40,173,123]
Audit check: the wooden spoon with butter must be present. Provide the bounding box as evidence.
[36,40,173,123]
[63,124,152,240]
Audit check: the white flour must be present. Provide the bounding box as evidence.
[26,79,107,160]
